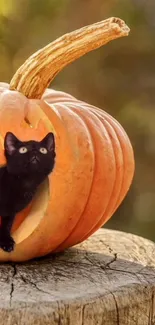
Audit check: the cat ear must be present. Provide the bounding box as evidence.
[41,132,55,152]
[4,132,19,155]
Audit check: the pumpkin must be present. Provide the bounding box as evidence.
[0,17,134,261]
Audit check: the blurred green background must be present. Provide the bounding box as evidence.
[0,0,154,241]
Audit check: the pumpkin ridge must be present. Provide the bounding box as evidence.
[83,102,134,200]
[98,114,127,212]
[33,102,95,255]
[41,92,134,251]
[99,108,134,197]
[50,103,96,248]
[80,105,134,240]
[78,110,124,242]
[67,105,121,245]
[55,102,116,251]
[88,107,124,207]
[94,114,124,213]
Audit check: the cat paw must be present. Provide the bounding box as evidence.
[0,235,15,252]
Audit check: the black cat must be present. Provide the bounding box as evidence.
[0,131,56,252]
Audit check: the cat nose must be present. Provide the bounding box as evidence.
[31,155,40,163]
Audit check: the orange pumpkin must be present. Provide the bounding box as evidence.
[0,18,134,261]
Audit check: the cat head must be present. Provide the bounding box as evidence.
[4,132,56,176]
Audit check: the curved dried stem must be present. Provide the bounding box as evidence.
[10,17,130,99]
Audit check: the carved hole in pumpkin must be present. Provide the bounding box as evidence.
[12,177,49,244]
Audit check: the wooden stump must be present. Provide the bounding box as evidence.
[0,228,155,325]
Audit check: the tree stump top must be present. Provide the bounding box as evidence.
[1,228,155,325]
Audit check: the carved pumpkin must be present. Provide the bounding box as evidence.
[0,18,134,261]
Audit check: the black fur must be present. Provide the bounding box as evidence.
[0,132,56,252]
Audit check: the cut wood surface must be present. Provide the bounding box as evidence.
[0,228,155,325]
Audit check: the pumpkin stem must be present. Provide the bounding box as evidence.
[9,17,130,99]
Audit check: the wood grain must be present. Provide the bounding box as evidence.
[0,228,155,324]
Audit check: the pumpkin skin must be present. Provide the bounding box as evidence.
[43,89,134,252]
[0,83,134,261]
[0,18,134,261]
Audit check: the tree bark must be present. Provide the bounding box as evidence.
[1,228,155,324]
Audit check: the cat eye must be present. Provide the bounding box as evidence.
[19,147,28,154]
[40,147,48,154]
